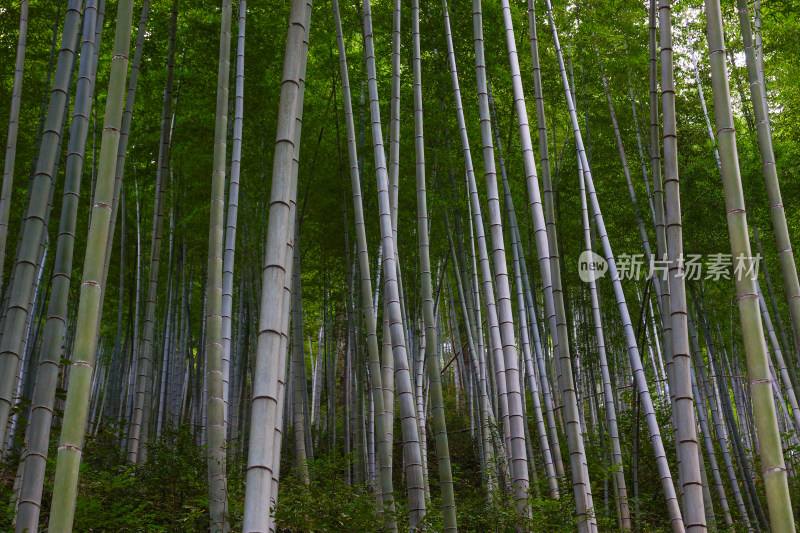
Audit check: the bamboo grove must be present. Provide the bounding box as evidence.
[1,0,800,530]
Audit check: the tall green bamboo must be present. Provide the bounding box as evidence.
[517,1,600,525]
[206,1,233,530]
[362,0,426,524]
[577,146,630,529]
[97,0,152,335]
[330,0,395,520]
[47,0,134,529]
[543,1,683,529]
[222,0,246,434]
[735,0,800,363]
[412,0,456,526]
[650,0,675,416]
[290,225,310,483]
[441,0,508,491]
[444,213,496,488]
[127,2,177,463]
[703,0,795,528]
[659,2,706,528]
[15,1,102,528]
[487,78,559,499]
[242,1,311,529]
[0,0,29,296]
[265,7,316,524]
[757,283,800,432]
[0,0,82,453]
[473,0,531,511]
[524,4,565,474]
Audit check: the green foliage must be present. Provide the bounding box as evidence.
[71,425,210,532]
[0,424,210,532]
[273,453,382,532]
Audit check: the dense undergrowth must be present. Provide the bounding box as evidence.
[1,389,798,531]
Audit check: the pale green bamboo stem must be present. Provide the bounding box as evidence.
[659,1,706,528]
[412,0,456,525]
[47,1,134,529]
[15,2,102,528]
[703,0,795,527]
[474,0,530,510]
[0,0,81,453]
[222,0,246,435]
[330,0,394,519]
[735,0,800,367]
[545,2,683,529]
[127,2,177,464]
[242,1,311,529]
[206,0,233,530]
[362,0,426,523]
[577,148,631,529]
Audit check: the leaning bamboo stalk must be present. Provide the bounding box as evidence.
[331,0,395,519]
[127,2,178,463]
[754,227,800,399]
[361,0,426,523]
[703,0,795,527]
[757,283,800,432]
[412,0,456,525]
[242,0,311,529]
[444,215,495,486]
[473,0,530,510]
[15,2,102,527]
[526,2,604,526]
[691,361,733,526]
[46,1,135,529]
[266,180,301,533]
[543,1,683,529]
[290,228,310,483]
[97,0,151,321]
[487,79,558,498]
[222,0,246,434]
[0,0,29,295]
[576,148,630,529]
[690,292,766,528]
[649,0,675,422]
[442,0,512,472]
[735,0,800,364]
[0,0,82,452]
[659,1,706,527]
[689,316,749,524]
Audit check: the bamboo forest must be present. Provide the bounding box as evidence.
[2,0,800,530]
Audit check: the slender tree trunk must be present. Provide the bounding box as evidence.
[474,0,531,512]
[291,225,309,483]
[222,0,246,437]
[362,0,426,524]
[659,2,706,528]
[0,0,82,452]
[205,0,233,530]
[544,2,683,529]
[127,1,177,463]
[758,283,800,431]
[735,0,800,364]
[703,0,795,527]
[576,145,631,529]
[47,1,135,529]
[487,79,559,499]
[0,0,29,295]
[412,0,455,526]
[242,1,311,529]
[15,1,103,527]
